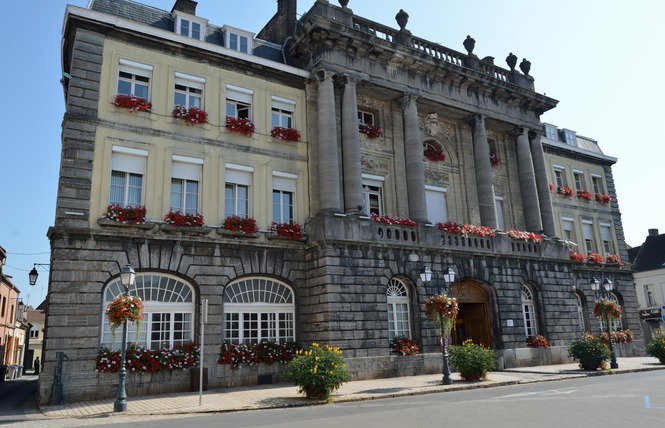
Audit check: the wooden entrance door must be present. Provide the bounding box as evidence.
[450,281,492,348]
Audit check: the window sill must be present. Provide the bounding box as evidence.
[216,228,260,239]
[160,224,212,235]
[97,218,155,230]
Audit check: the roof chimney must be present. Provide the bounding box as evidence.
[171,0,198,15]
[648,228,659,237]
[257,0,297,45]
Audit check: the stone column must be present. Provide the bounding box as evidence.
[340,76,363,213]
[317,71,341,212]
[471,115,498,229]
[529,131,556,237]
[401,95,428,222]
[515,128,543,233]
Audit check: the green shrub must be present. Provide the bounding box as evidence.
[646,335,665,363]
[448,340,496,381]
[285,343,350,402]
[568,336,611,370]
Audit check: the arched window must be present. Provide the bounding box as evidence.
[521,285,538,337]
[101,274,195,350]
[223,277,295,344]
[387,278,411,340]
[574,292,586,333]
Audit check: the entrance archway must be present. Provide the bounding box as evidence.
[450,280,492,348]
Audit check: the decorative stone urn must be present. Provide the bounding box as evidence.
[395,9,409,30]
[506,52,517,71]
[519,58,531,75]
[463,35,475,55]
[339,0,349,7]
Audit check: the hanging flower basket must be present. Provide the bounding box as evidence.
[595,193,611,204]
[577,190,593,201]
[270,126,301,142]
[605,254,622,265]
[593,299,622,320]
[423,146,446,162]
[226,116,255,136]
[557,186,574,198]
[371,213,418,226]
[425,294,459,334]
[223,215,259,235]
[106,295,144,331]
[112,94,152,113]
[359,123,383,139]
[164,211,205,227]
[102,204,147,224]
[172,105,208,125]
[489,153,501,166]
[587,252,604,264]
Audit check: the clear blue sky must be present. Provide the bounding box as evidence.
[2,0,663,307]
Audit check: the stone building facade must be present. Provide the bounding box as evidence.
[41,0,642,404]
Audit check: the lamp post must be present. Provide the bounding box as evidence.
[114,264,136,413]
[421,266,456,385]
[590,277,619,369]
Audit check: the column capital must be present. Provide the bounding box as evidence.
[469,113,486,127]
[528,128,544,140]
[314,69,336,83]
[399,92,420,107]
[335,73,360,86]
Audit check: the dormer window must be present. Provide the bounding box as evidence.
[222,26,254,54]
[564,130,577,147]
[173,12,208,41]
[544,125,558,141]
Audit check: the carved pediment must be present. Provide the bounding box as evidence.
[421,113,454,143]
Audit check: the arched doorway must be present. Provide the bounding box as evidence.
[450,280,492,348]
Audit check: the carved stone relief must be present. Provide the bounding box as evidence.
[361,155,390,172]
[424,169,450,186]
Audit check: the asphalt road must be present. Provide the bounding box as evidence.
[0,374,38,425]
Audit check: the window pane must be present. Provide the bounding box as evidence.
[117,80,132,96]
[273,190,281,223]
[226,102,236,118]
[134,83,149,99]
[225,184,235,218]
[240,36,248,53]
[272,112,279,128]
[180,19,190,36]
[174,92,186,106]
[192,22,201,40]
[110,170,126,205]
[171,178,183,211]
[230,33,238,50]
[237,185,249,218]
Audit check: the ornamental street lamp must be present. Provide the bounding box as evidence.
[421,266,456,385]
[590,277,619,369]
[114,264,136,413]
[28,263,50,285]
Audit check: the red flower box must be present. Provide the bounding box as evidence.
[172,105,208,125]
[371,213,418,226]
[605,254,622,265]
[270,126,301,142]
[526,334,549,349]
[226,116,255,136]
[437,222,494,237]
[424,146,446,162]
[359,123,383,138]
[489,153,501,166]
[112,94,152,112]
[269,221,304,240]
[223,215,259,235]
[164,210,204,227]
[595,193,611,204]
[587,252,604,264]
[102,204,147,224]
[577,190,593,201]
[557,186,574,198]
[570,252,586,263]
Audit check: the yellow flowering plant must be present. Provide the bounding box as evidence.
[567,334,611,370]
[448,339,496,381]
[646,335,665,364]
[285,343,350,402]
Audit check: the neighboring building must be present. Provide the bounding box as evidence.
[42,0,643,403]
[1,246,29,380]
[629,229,665,338]
[26,301,47,372]
[541,124,631,336]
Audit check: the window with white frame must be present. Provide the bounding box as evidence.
[573,170,585,192]
[29,328,39,339]
[592,175,604,195]
[545,125,558,141]
[600,224,613,254]
[271,96,295,129]
[495,196,504,230]
[174,73,204,109]
[562,218,575,242]
[117,59,152,99]
[645,285,656,306]
[564,131,577,147]
[425,186,447,224]
[358,110,374,125]
[174,13,207,41]
[223,277,295,344]
[170,156,202,214]
[225,164,252,219]
[226,85,253,120]
[574,292,586,333]
[110,147,147,207]
[101,273,195,350]
[583,221,595,253]
[387,278,411,340]
[273,172,296,223]
[521,285,538,337]
[222,26,254,54]
[361,174,383,216]
[554,166,566,188]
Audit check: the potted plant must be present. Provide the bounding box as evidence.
[359,123,383,139]
[270,126,301,142]
[112,94,152,113]
[225,116,255,136]
[577,190,593,201]
[595,193,611,204]
[570,252,586,263]
[390,336,420,356]
[557,186,574,198]
[448,340,497,381]
[102,204,147,224]
[587,252,605,265]
[646,335,665,364]
[605,254,622,265]
[285,343,350,402]
[568,334,611,370]
[423,146,445,162]
[526,334,549,349]
[172,105,208,125]
[222,215,259,235]
[269,221,305,240]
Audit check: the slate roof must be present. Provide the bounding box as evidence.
[630,232,665,272]
[88,0,283,63]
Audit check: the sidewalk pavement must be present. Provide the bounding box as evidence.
[39,357,664,419]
